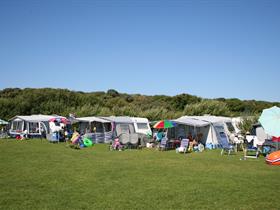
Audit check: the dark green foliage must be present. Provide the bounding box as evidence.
[0,88,278,120]
[238,116,259,134]
[171,93,201,110]
[107,89,119,97]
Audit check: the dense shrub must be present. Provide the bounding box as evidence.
[0,88,278,120]
[184,100,231,116]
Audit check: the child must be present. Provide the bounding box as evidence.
[113,138,122,151]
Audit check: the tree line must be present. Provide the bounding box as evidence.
[0,88,279,121]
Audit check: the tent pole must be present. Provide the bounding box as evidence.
[211,123,214,147]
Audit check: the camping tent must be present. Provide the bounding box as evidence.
[191,116,233,133]
[170,115,230,147]
[76,116,112,143]
[190,116,231,146]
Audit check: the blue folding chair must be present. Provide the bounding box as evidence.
[220,137,236,156]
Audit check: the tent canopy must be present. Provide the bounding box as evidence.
[174,116,210,127]
[9,115,65,122]
[190,116,232,124]
[171,115,230,146]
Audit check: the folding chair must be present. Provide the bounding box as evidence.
[220,138,236,156]
[243,136,260,159]
[159,137,168,151]
[176,139,189,154]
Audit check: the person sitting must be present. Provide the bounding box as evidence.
[112,138,122,151]
[155,129,164,142]
[197,133,203,143]
[187,132,199,151]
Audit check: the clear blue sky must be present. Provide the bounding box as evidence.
[0,0,279,102]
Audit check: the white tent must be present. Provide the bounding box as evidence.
[189,116,231,146]
[170,115,230,147]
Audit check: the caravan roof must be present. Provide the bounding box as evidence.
[102,116,133,123]
[76,116,110,123]
[131,117,149,123]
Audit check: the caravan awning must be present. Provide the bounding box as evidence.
[174,116,210,127]
[9,115,62,122]
[76,117,111,123]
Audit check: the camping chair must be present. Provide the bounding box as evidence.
[158,137,168,151]
[243,136,260,159]
[176,138,189,154]
[220,138,236,156]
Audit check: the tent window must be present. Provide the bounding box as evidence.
[136,123,148,130]
[120,124,130,133]
[11,121,23,131]
[168,127,176,139]
[91,122,103,133]
[226,122,235,133]
[104,123,112,132]
[29,122,40,134]
[177,124,187,138]
[116,123,134,135]
[79,122,90,134]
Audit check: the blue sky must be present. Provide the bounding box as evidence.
[0,0,279,102]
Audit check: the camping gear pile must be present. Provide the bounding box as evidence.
[69,131,94,149]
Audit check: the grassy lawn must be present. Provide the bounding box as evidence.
[0,139,279,210]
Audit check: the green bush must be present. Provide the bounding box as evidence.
[184,100,231,116]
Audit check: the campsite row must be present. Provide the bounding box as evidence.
[1,114,267,149]
[2,106,280,165]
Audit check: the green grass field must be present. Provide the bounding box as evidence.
[0,139,279,210]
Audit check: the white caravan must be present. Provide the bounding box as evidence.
[131,117,152,135]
